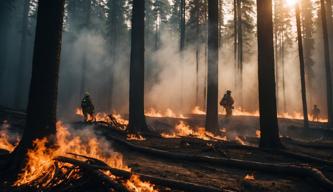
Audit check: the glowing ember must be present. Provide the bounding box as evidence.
[127,134,146,141]
[145,108,187,119]
[161,121,227,141]
[244,173,255,180]
[125,174,157,192]
[255,130,261,138]
[15,121,130,186]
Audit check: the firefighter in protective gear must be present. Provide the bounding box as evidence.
[81,92,95,122]
[220,90,235,117]
[312,105,320,122]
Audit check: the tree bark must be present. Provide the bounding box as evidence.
[256,0,282,148]
[321,0,333,128]
[296,4,309,128]
[9,0,65,174]
[205,0,219,133]
[128,0,149,133]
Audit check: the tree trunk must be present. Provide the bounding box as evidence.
[179,0,185,110]
[14,0,30,109]
[237,0,243,109]
[233,0,238,89]
[128,0,149,133]
[321,0,333,128]
[10,0,65,173]
[205,0,219,133]
[296,4,309,128]
[256,0,282,148]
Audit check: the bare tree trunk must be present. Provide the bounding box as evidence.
[10,0,65,174]
[237,0,243,110]
[281,32,287,112]
[14,0,30,109]
[179,0,185,111]
[296,4,309,128]
[321,0,333,128]
[257,0,282,148]
[128,0,149,133]
[205,0,219,133]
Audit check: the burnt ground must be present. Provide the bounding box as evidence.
[1,106,333,192]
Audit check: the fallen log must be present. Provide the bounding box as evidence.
[55,156,228,192]
[55,156,129,192]
[105,135,333,190]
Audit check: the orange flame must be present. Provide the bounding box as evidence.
[125,174,158,192]
[244,173,255,180]
[127,134,146,141]
[161,121,227,141]
[15,121,130,186]
[75,108,129,125]
[0,120,18,152]
[145,108,187,119]
[191,106,206,115]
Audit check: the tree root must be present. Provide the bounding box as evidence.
[105,135,333,190]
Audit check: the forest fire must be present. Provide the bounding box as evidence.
[11,122,156,191]
[145,108,187,119]
[161,121,227,141]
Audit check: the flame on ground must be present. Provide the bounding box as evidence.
[75,108,129,125]
[192,106,206,115]
[0,120,18,152]
[244,173,255,180]
[127,134,146,141]
[13,122,156,191]
[161,121,227,141]
[15,121,130,186]
[145,108,187,119]
[192,106,328,122]
[125,174,158,192]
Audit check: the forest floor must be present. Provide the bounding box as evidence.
[1,106,333,191]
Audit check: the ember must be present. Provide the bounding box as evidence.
[127,134,146,141]
[244,173,255,180]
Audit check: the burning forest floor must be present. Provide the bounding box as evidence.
[0,106,333,191]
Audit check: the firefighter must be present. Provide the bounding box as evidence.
[220,90,235,117]
[312,104,320,122]
[81,92,95,122]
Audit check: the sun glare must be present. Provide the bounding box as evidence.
[285,0,298,7]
